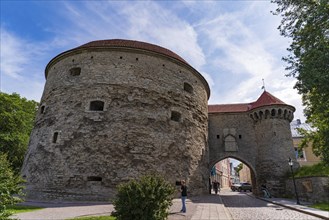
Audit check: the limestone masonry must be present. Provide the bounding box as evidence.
[22,39,297,201]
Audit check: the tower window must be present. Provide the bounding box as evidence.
[271,109,276,117]
[184,83,193,93]
[171,111,181,122]
[70,67,81,76]
[87,176,102,181]
[52,132,59,143]
[40,105,45,114]
[89,101,105,111]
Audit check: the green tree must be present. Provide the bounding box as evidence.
[234,163,243,177]
[0,153,25,219]
[272,0,329,165]
[0,92,38,172]
[113,174,175,220]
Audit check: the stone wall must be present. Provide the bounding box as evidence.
[22,45,210,201]
[285,176,329,203]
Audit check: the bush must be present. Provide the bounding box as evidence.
[112,174,175,220]
[294,162,329,177]
[0,153,25,219]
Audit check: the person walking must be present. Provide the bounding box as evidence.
[180,180,187,213]
[214,181,220,194]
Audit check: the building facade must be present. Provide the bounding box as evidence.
[211,158,231,189]
[290,119,321,166]
[239,164,251,183]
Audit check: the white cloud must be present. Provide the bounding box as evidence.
[0,28,47,101]
[1,1,304,120]
[51,1,215,92]
[1,28,30,79]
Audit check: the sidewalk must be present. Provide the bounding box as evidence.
[12,194,328,220]
[13,195,231,220]
[168,195,232,220]
[254,195,329,220]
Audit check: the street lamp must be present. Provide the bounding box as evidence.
[288,157,300,205]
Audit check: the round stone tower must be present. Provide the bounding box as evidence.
[22,39,210,201]
[249,91,296,196]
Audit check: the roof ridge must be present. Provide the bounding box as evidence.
[208,91,291,113]
[77,39,188,65]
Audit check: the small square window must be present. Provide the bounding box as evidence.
[70,67,81,76]
[184,83,193,93]
[171,111,181,122]
[89,101,105,111]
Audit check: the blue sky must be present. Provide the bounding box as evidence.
[0,0,305,121]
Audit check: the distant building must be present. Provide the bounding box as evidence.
[211,158,231,188]
[239,164,251,183]
[229,161,239,185]
[290,119,321,166]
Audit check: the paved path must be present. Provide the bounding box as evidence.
[220,190,326,220]
[12,194,230,220]
[12,189,328,220]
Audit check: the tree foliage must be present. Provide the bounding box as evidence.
[0,92,38,172]
[112,174,175,220]
[235,163,243,175]
[0,153,25,219]
[272,0,329,165]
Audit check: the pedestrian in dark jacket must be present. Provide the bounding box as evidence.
[180,180,187,213]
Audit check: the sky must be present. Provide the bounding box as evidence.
[0,0,305,121]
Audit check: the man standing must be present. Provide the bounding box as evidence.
[180,180,187,213]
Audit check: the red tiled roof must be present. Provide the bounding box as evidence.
[208,103,251,113]
[250,91,285,109]
[208,91,288,113]
[77,39,188,65]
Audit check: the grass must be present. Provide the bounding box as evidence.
[68,216,116,220]
[310,203,329,211]
[7,204,43,214]
[294,162,329,177]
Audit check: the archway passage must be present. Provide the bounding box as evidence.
[208,157,257,195]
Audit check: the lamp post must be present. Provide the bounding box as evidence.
[288,157,300,205]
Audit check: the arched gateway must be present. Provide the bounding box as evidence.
[22,39,297,201]
[208,92,296,196]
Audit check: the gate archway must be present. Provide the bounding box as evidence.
[209,156,257,193]
[207,91,297,197]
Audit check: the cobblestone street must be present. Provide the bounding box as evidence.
[13,189,327,220]
[220,189,322,220]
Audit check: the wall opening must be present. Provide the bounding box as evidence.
[171,111,181,122]
[184,82,193,93]
[70,67,81,76]
[271,109,276,117]
[52,132,59,143]
[209,157,256,195]
[87,176,102,181]
[89,101,105,111]
[40,105,45,114]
